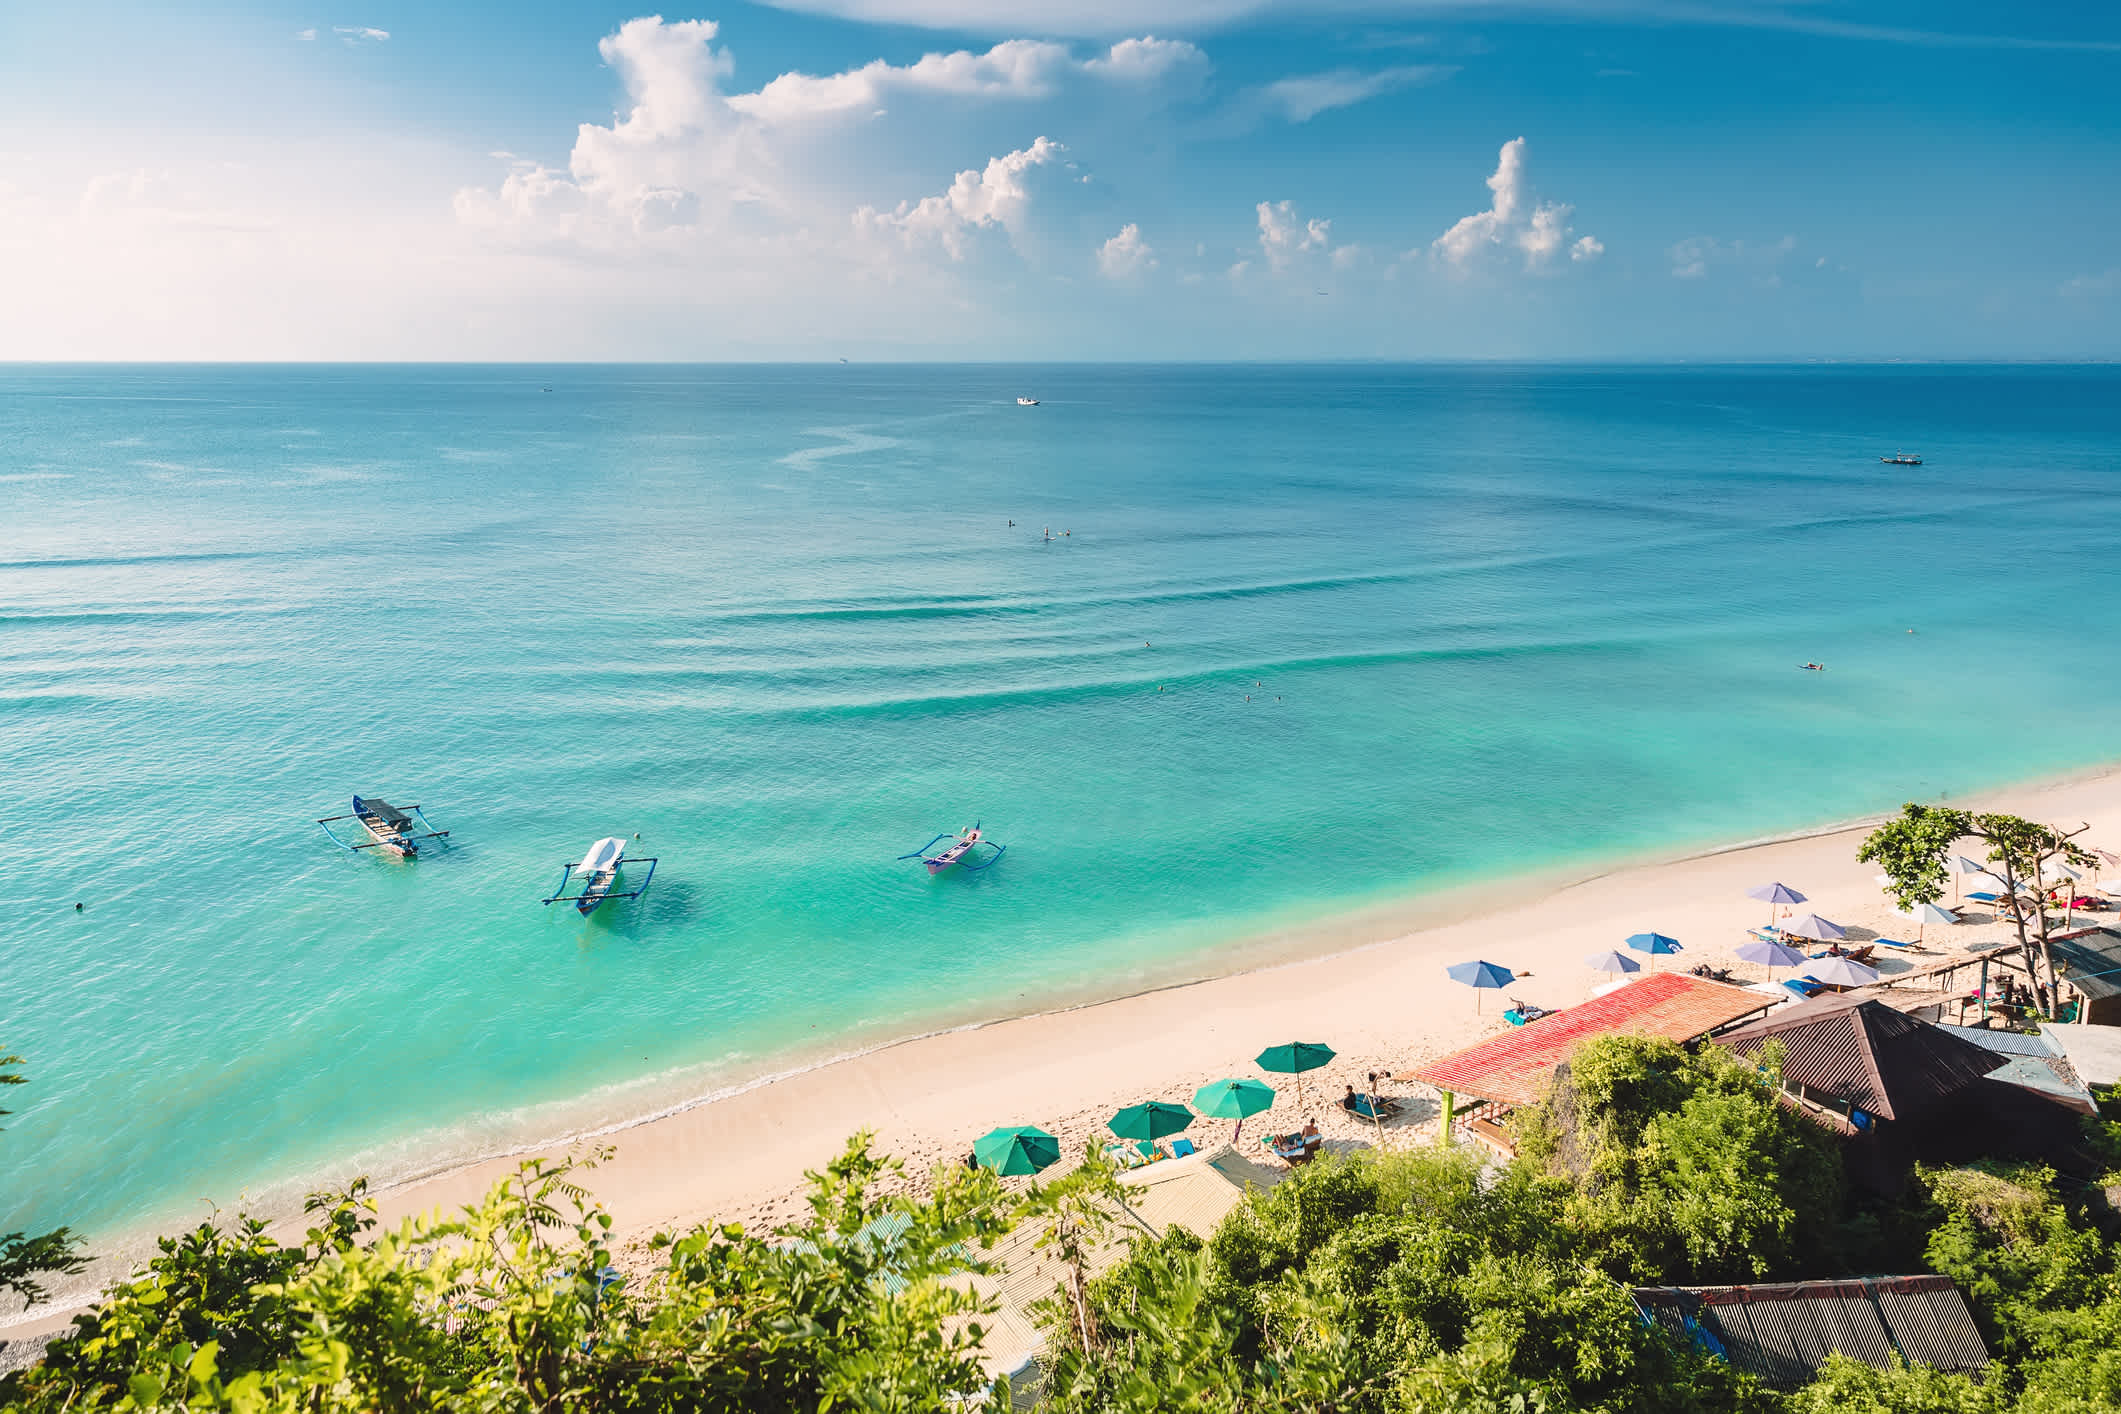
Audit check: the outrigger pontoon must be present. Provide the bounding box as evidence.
[898,823,1006,875]
[542,836,658,915]
[317,796,451,857]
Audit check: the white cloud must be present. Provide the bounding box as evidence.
[1256,198,1329,269]
[855,137,1065,258]
[333,26,390,43]
[1571,234,1603,261]
[1097,222,1155,277]
[1257,64,1448,122]
[295,28,317,41]
[728,35,1201,123]
[1430,136,1595,273]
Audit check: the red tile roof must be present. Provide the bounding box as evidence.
[1413,972,1773,1106]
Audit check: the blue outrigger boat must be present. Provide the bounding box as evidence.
[542,836,658,915]
[899,823,1006,875]
[317,796,450,857]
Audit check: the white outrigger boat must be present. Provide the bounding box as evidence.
[1016,396,1039,406]
[317,796,450,858]
[542,836,658,915]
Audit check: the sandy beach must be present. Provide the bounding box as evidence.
[11,765,2120,1347]
[360,766,2121,1242]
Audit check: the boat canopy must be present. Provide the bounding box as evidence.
[581,837,626,872]
[357,797,413,828]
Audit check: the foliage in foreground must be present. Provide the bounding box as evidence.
[13,1037,2121,1412]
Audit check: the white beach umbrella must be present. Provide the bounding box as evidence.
[1897,901,1958,945]
[1948,855,1989,902]
[1782,913,1847,942]
[1808,954,1881,988]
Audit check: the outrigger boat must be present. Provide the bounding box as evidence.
[1016,396,1039,406]
[542,836,658,915]
[1880,452,1922,465]
[898,823,1006,875]
[316,796,450,857]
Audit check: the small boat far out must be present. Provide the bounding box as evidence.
[1017,396,1039,406]
[899,823,1007,875]
[1881,452,1922,465]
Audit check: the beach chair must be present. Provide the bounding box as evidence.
[1169,1138,1196,1159]
[1965,891,2001,904]
[1781,977,1824,1000]
[1870,937,1916,951]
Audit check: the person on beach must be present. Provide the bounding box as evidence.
[1301,1118,1319,1141]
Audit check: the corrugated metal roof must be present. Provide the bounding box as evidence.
[1412,973,1772,1106]
[1633,1276,1987,1389]
[1716,996,2004,1121]
[1946,1025,2098,1115]
[2048,928,2121,1000]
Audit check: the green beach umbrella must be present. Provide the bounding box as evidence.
[972,1125,1061,1176]
[1255,1041,1336,1106]
[1194,1078,1276,1144]
[1108,1101,1194,1143]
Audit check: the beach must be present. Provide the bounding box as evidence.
[348,765,2121,1250]
[10,363,2121,1334]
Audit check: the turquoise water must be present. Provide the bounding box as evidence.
[6,363,2121,1259]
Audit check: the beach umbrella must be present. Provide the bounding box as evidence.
[1255,1041,1335,1106]
[1782,913,1847,942]
[1947,855,1989,902]
[1900,901,1958,945]
[1446,959,1515,1013]
[1193,1078,1276,1143]
[972,1125,1061,1176]
[1746,882,1807,927]
[1808,954,1882,989]
[1108,1101,1194,1144]
[1736,937,1806,982]
[1625,932,1683,970]
[1583,949,1640,976]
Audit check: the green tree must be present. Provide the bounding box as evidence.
[1859,804,2098,1017]
[0,1048,87,1305]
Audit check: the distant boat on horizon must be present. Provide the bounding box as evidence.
[1017,396,1039,406]
[1881,452,1922,465]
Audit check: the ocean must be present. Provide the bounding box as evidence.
[5,362,2120,1279]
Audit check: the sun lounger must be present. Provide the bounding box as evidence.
[1341,1094,1402,1123]
[1782,977,1825,999]
[1965,891,2000,904]
[1169,1138,1195,1158]
[1870,937,1916,951]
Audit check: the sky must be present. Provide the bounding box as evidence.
[1,1,2117,360]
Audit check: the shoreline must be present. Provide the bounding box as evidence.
[12,758,2121,1333]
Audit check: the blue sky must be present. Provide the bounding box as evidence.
[1,1,2116,358]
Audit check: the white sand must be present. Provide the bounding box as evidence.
[11,767,2120,1343]
[358,766,2121,1243]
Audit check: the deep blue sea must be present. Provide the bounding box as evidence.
[5,363,2120,1276]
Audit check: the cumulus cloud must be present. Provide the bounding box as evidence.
[854,137,1065,258]
[334,26,389,43]
[1258,64,1449,122]
[1097,222,1155,277]
[454,18,763,245]
[1256,198,1330,269]
[1430,137,1595,273]
[728,35,1202,123]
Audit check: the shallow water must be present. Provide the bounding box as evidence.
[5,362,2119,1256]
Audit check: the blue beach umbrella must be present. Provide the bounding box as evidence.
[1447,959,1516,1013]
[1746,882,1807,927]
[1625,932,1683,954]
